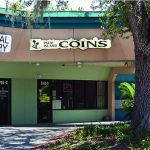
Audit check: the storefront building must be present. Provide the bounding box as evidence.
[0,8,135,125]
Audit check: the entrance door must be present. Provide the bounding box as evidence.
[0,79,11,125]
[37,80,52,123]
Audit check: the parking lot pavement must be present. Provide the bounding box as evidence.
[0,126,76,150]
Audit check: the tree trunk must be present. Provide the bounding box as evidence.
[132,53,150,131]
[125,1,150,131]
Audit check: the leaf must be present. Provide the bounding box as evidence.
[119,82,135,100]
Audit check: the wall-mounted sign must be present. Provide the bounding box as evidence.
[30,37,111,51]
[0,34,12,53]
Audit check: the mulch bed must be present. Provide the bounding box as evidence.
[34,131,130,150]
[34,131,74,150]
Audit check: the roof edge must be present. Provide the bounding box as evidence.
[0,7,104,17]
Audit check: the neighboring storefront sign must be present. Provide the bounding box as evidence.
[0,34,12,53]
[30,37,111,50]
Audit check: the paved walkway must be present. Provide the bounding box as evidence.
[0,126,76,150]
[0,121,122,150]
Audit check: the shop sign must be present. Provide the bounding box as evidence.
[30,37,111,51]
[0,34,12,53]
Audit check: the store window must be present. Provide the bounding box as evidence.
[74,80,85,109]
[97,81,108,109]
[62,80,73,109]
[52,80,108,110]
[85,81,97,109]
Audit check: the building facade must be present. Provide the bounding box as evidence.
[0,9,134,125]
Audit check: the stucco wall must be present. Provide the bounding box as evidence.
[53,110,108,123]
[0,62,110,80]
[0,27,134,62]
[0,62,110,125]
[12,79,37,125]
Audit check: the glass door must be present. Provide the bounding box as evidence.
[0,79,11,125]
[37,80,52,123]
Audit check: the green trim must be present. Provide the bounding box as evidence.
[53,109,108,123]
[0,7,103,17]
[12,79,37,125]
[43,11,104,17]
[0,62,111,80]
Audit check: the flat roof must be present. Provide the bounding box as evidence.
[0,8,103,17]
[0,8,103,29]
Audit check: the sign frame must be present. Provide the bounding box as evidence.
[30,37,111,51]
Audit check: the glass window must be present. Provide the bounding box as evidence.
[97,81,108,109]
[74,80,85,109]
[85,81,97,109]
[62,80,73,109]
[50,80,108,110]
[51,80,62,110]
[52,80,62,100]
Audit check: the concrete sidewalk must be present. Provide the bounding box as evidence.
[54,121,122,127]
[0,121,122,150]
[0,126,76,150]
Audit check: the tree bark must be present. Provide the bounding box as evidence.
[125,1,150,131]
[132,54,150,131]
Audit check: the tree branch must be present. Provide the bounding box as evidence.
[125,1,150,55]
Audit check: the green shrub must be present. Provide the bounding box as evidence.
[48,123,150,149]
[119,82,135,118]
